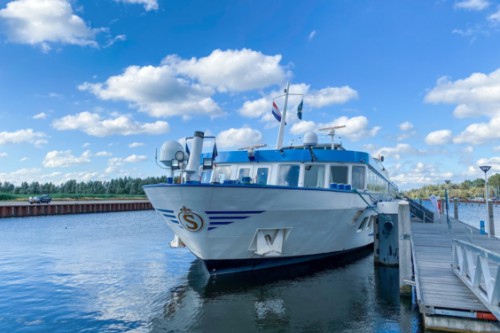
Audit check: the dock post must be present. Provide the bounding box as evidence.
[453,198,458,220]
[488,200,495,237]
[398,200,412,296]
[374,201,399,266]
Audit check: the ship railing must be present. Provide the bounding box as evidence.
[452,239,500,320]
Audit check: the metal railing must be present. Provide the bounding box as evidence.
[452,239,500,320]
[406,198,434,223]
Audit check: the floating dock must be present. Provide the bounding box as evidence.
[0,200,153,218]
[411,214,500,332]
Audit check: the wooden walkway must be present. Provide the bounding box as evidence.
[412,215,500,332]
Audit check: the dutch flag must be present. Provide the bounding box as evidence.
[272,101,282,122]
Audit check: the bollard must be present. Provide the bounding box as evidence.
[488,200,495,237]
[398,200,412,296]
[374,201,399,266]
[480,220,486,235]
[453,198,458,220]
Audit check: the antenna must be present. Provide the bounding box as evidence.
[319,125,346,149]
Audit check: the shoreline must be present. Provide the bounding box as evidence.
[0,199,153,218]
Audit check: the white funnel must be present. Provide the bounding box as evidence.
[186,131,204,178]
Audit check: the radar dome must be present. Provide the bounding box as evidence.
[159,141,185,167]
[303,132,318,147]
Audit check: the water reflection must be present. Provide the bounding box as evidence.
[0,211,424,333]
[152,248,423,333]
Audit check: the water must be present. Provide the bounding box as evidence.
[0,210,425,332]
[422,199,500,232]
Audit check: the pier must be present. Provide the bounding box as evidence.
[0,200,153,218]
[406,203,500,332]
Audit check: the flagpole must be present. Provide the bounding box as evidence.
[276,81,290,149]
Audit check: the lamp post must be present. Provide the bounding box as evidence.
[479,166,493,236]
[445,180,451,229]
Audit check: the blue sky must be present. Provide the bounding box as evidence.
[0,0,499,190]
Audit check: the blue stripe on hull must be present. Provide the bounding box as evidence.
[203,243,374,275]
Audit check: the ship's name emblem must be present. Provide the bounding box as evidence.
[178,206,204,232]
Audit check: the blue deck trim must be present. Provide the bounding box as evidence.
[202,148,371,164]
[206,210,265,214]
[157,208,174,213]
[144,182,360,194]
[204,210,265,231]
[209,216,249,220]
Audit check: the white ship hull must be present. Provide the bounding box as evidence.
[145,184,376,274]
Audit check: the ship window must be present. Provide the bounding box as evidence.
[238,168,251,182]
[367,216,375,230]
[304,165,325,188]
[358,216,369,231]
[352,166,366,190]
[330,165,348,184]
[213,165,232,183]
[255,167,269,185]
[278,165,300,187]
[201,170,212,183]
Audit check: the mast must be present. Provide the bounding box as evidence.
[276,81,290,149]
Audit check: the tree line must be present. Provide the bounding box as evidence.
[0,176,167,197]
[404,173,500,199]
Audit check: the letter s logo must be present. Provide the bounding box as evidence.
[178,206,204,232]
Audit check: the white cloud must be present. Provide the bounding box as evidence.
[0,129,47,146]
[424,70,500,118]
[52,111,169,137]
[114,0,158,11]
[494,145,500,152]
[216,128,264,149]
[476,156,500,168]
[239,97,271,119]
[166,49,287,92]
[374,143,418,161]
[290,121,316,135]
[0,167,110,185]
[397,130,416,141]
[308,30,317,40]
[79,65,220,119]
[0,167,42,185]
[239,83,358,124]
[425,69,500,145]
[399,121,413,131]
[43,150,91,168]
[290,116,380,142]
[391,161,454,190]
[0,152,7,158]
[129,142,144,148]
[453,115,500,144]
[96,151,112,157]
[0,0,100,51]
[454,0,490,11]
[320,116,380,142]
[105,154,147,173]
[80,49,287,118]
[305,86,358,108]
[425,129,453,145]
[489,8,500,22]
[463,157,500,177]
[33,112,47,120]
[123,154,147,163]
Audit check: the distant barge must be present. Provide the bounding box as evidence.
[0,200,153,218]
